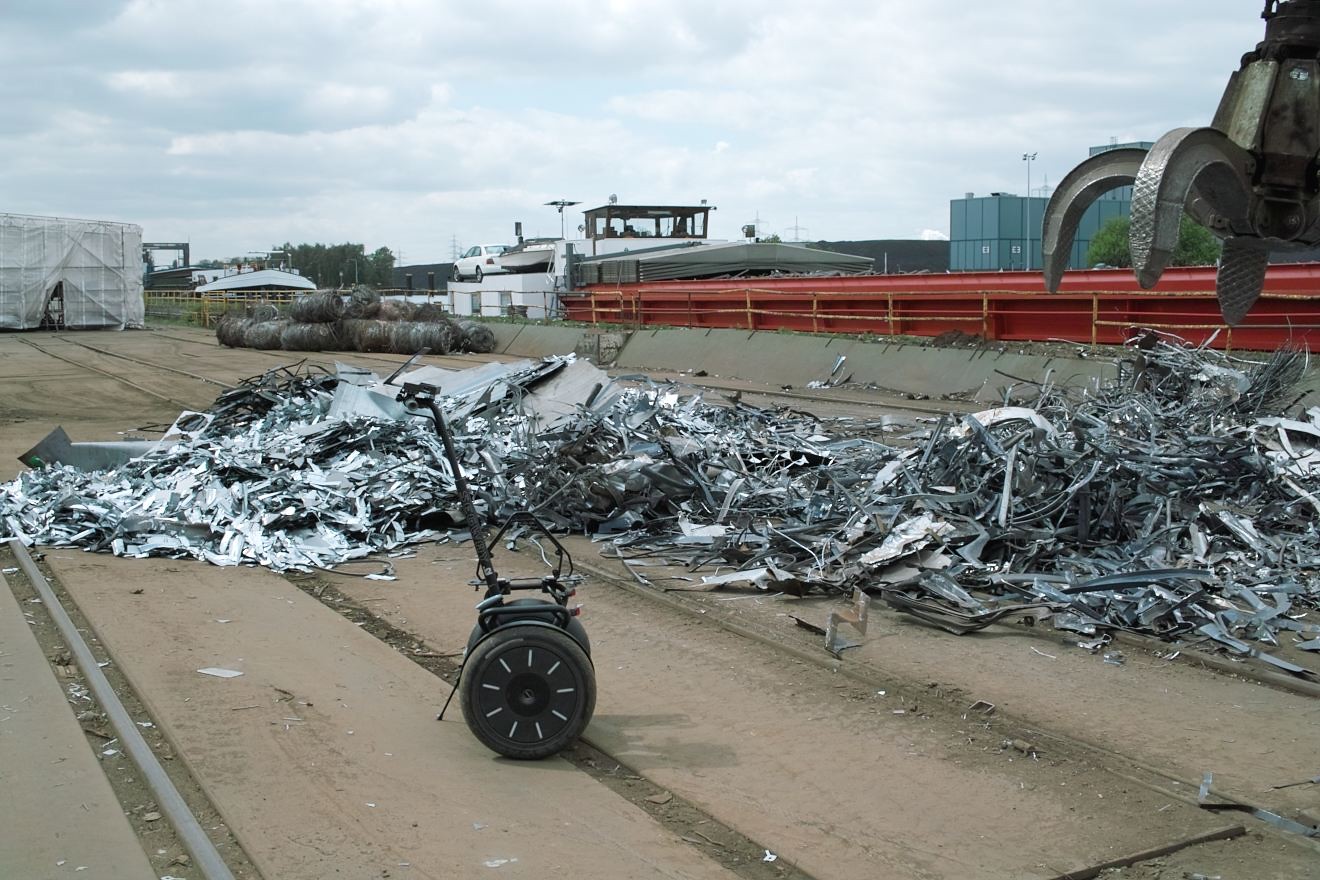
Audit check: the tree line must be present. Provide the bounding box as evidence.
[198,242,396,288]
[1086,216,1221,269]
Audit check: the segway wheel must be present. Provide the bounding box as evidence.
[464,599,593,659]
[459,625,596,760]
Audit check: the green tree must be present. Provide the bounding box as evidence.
[269,242,390,288]
[364,246,395,286]
[1086,216,1222,269]
[1172,217,1223,267]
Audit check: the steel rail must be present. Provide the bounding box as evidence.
[12,336,198,410]
[52,335,235,389]
[7,540,237,880]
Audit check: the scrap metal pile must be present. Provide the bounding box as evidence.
[1,339,1318,672]
[0,358,579,570]
[215,289,496,355]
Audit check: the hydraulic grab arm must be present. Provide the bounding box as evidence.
[1043,1,1320,324]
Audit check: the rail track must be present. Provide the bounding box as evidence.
[0,541,259,878]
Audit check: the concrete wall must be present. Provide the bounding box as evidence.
[613,327,1116,402]
[495,323,1116,403]
[491,322,1319,406]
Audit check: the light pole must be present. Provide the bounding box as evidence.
[544,200,581,239]
[1022,152,1037,271]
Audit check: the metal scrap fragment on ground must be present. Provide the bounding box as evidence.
[2,337,1318,674]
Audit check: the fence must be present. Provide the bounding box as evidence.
[143,290,298,327]
[144,287,568,328]
[144,288,456,328]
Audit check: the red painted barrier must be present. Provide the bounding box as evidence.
[566,265,1320,351]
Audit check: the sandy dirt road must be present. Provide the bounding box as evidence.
[319,547,1241,880]
[2,327,1318,879]
[47,553,737,880]
[618,564,1320,817]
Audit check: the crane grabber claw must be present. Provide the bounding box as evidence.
[1041,147,1147,292]
[1042,0,1320,325]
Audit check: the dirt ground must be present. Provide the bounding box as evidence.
[1,327,1317,879]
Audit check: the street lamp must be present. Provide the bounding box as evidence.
[1022,152,1037,271]
[544,199,581,239]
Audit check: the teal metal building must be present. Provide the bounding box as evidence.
[949,142,1151,271]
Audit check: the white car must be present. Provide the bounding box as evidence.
[452,244,510,281]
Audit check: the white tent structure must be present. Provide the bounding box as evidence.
[0,213,144,330]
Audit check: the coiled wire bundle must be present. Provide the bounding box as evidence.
[289,291,345,323]
[216,293,479,355]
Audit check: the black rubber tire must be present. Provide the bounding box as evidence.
[460,625,595,760]
[465,599,592,657]
[474,266,484,282]
[451,265,462,282]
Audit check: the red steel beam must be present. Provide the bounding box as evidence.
[567,265,1320,351]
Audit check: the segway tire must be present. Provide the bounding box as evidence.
[464,598,592,658]
[460,624,596,760]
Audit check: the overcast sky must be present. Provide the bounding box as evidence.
[1,1,1264,264]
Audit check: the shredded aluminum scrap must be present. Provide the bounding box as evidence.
[0,358,572,571]
[2,340,1318,673]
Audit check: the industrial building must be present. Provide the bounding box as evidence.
[948,142,1151,272]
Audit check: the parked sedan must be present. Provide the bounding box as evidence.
[452,244,510,281]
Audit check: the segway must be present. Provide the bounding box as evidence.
[398,383,595,759]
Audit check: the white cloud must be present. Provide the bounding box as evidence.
[106,70,189,98]
[304,83,395,118]
[0,1,1266,261]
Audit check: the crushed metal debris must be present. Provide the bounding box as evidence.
[2,338,1319,674]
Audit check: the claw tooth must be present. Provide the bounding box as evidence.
[1215,237,1269,325]
[1041,148,1147,291]
[1130,127,1252,289]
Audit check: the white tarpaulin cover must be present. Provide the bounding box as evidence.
[0,213,144,330]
